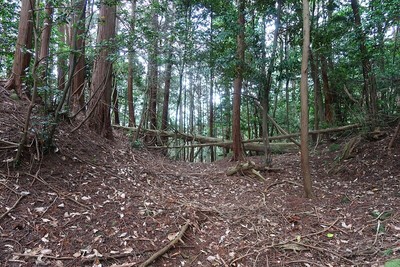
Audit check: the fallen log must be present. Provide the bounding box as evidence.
[113,123,359,153]
[148,142,298,153]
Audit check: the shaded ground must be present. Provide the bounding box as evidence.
[1,89,399,267]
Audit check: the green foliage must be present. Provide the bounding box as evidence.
[383,249,394,256]
[0,1,19,76]
[385,259,400,267]
[328,143,340,152]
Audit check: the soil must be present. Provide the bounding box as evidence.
[1,89,399,267]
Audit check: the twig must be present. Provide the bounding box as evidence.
[139,220,190,267]
[0,194,26,221]
[372,220,381,246]
[264,180,302,192]
[0,139,19,147]
[41,196,58,217]
[80,249,153,264]
[0,181,20,195]
[13,253,74,261]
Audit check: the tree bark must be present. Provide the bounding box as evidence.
[70,0,87,115]
[112,75,120,125]
[209,12,215,162]
[38,1,53,110]
[300,0,314,198]
[39,2,53,78]
[260,0,281,166]
[5,0,35,98]
[57,25,67,92]
[310,50,324,133]
[321,55,334,124]
[147,0,159,132]
[161,5,172,133]
[87,3,116,139]
[127,0,137,127]
[232,0,245,161]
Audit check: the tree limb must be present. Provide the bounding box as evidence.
[139,220,190,267]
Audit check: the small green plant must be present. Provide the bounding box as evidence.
[383,248,394,256]
[384,259,400,267]
[328,143,340,152]
[131,139,143,149]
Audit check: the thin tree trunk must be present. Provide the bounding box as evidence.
[224,86,231,157]
[39,2,53,76]
[39,2,53,110]
[57,25,67,92]
[127,1,137,127]
[310,51,324,129]
[232,0,245,161]
[209,13,215,162]
[300,0,314,198]
[112,75,120,125]
[320,55,334,124]
[127,54,136,126]
[148,0,159,132]
[161,11,172,133]
[189,72,195,162]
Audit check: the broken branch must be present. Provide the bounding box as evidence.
[139,220,190,267]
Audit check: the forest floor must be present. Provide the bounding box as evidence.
[0,89,399,267]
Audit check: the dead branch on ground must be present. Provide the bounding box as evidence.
[139,220,190,267]
[264,180,302,192]
[0,194,27,221]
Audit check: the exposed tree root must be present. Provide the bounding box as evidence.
[226,161,267,181]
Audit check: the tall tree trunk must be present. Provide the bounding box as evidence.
[127,0,137,127]
[57,25,67,92]
[161,4,172,133]
[209,13,215,162]
[161,51,172,131]
[224,86,231,157]
[87,3,116,139]
[232,0,245,161]
[5,0,35,98]
[39,2,53,77]
[189,71,195,162]
[127,55,136,126]
[70,0,87,115]
[148,0,159,132]
[320,55,334,124]
[300,0,314,198]
[351,0,378,125]
[39,1,53,110]
[112,74,120,125]
[261,0,281,166]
